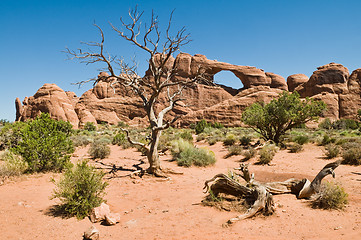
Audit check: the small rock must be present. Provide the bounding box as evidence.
[105,213,121,226]
[334,226,342,230]
[282,210,287,213]
[83,226,99,240]
[89,203,110,223]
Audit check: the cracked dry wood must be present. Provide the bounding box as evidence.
[203,160,341,226]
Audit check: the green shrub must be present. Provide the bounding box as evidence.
[12,113,74,173]
[342,147,361,165]
[311,182,348,210]
[0,121,26,150]
[0,151,28,177]
[243,147,256,161]
[207,136,219,145]
[239,136,252,146]
[179,130,194,142]
[83,122,97,131]
[289,143,303,153]
[223,134,237,146]
[88,139,111,159]
[292,135,309,145]
[320,135,336,146]
[195,119,208,134]
[225,145,243,158]
[332,119,359,130]
[258,145,277,165]
[171,139,216,167]
[196,133,206,142]
[52,160,108,219]
[112,133,127,146]
[117,121,129,128]
[318,118,332,130]
[210,122,224,129]
[70,135,91,147]
[325,144,340,159]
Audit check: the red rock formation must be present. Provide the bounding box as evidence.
[15,55,361,127]
[287,74,308,92]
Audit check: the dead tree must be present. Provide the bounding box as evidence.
[203,160,341,226]
[65,7,204,177]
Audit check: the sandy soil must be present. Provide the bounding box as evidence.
[0,142,360,240]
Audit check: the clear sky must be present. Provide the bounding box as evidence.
[1,0,361,121]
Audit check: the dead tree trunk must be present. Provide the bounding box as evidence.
[203,160,341,226]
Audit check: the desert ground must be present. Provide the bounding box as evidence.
[0,141,360,240]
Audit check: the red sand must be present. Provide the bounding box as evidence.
[0,142,360,239]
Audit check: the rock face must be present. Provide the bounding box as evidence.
[15,55,361,127]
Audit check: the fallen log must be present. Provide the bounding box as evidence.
[203,160,341,226]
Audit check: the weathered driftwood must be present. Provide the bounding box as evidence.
[203,160,341,225]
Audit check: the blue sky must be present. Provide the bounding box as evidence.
[1,0,361,121]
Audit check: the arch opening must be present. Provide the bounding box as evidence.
[214,71,244,90]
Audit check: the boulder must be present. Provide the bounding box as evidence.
[89,203,111,223]
[104,213,121,225]
[287,74,308,92]
[83,226,99,240]
[266,72,288,90]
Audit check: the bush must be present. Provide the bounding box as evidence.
[179,130,194,142]
[0,121,26,150]
[332,119,359,130]
[258,145,277,164]
[225,145,243,158]
[0,151,28,177]
[207,137,218,146]
[83,122,97,131]
[325,144,340,159]
[318,118,332,130]
[195,119,208,134]
[112,133,127,146]
[88,139,111,159]
[210,122,224,129]
[223,134,237,146]
[320,135,336,146]
[239,136,252,146]
[292,135,309,145]
[342,146,361,165]
[70,135,91,147]
[196,133,206,142]
[243,147,256,161]
[289,143,303,153]
[12,113,74,173]
[311,182,348,210]
[171,139,216,167]
[52,160,108,219]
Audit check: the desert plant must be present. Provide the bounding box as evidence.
[324,144,340,159]
[242,91,326,144]
[195,119,209,135]
[342,146,361,165]
[225,145,243,158]
[332,119,359,130]
[70,135,91,147]
[223,134,237,146]
[178,130,194,142]
[239,136,252,146]
[311,182,348,210]
[52,160,108,219]
[318,118,332,130]
[258,145,277,164]
[0,121,26,150]
[88,139,111,159]
[207,137,218,146]
[289,143,303,153]
[0,151,28,177]
[171,139,216,167]
[243,147,257,161]
[12,113,74,173]
[196,133,206,142]
[83,122,97,131]
[320,134,336,146]
[112,132,127,146]
[292,135,309,145]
